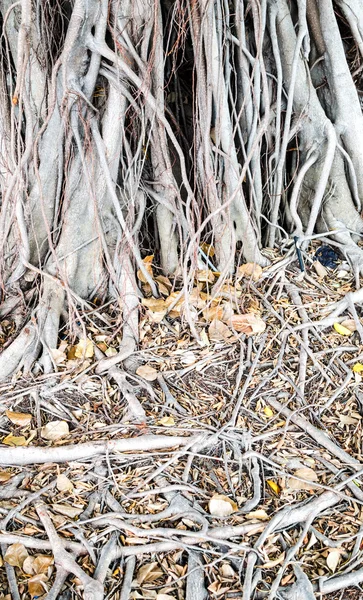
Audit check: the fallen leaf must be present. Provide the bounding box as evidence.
[180,351,197,366]
[261,552,285,569]
[237,263,263,281]
[306,532,318,550]
[41,421,69,442]
[333,322,353,336]
[266,479,281,495]
[314,261,327,278]
[196,269,215,284]
[52,504,83,518]
[245,509,269,520]
[353,363,363,373]
[200,242,215,257]
[156,596,176,600]
[23,556,35,575]
[5,410,32,427]
[200,328,210,347]
[209,494,238,517]
[157,416,175,427]
[287,467,318,491]
[137,255,154,283]
[56,474,74,492]
[28,573,49,598]
[105,346,118,357]
[339,414,359,426]
[4,543,28,568]
[219,564,235,578]
[2,433,27,446]
[0,471,11,483]
[74,338,94,359]
[136,364,158,381]
[137,562,163,584]
[208,319,235,343]
[230,313,266,335]
[50,347,67,365]
[264,406,274,417]
[326,549,342,573]
[341,319,357,332]
[33,555,53,574]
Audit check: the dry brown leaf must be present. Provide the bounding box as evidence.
[41,420,69,442]
[4,543,28,568]
[237,263,263,281]
[261,552,285,569]
[156,596,176,600]
[28,573,49,598]
[33,555,53,574]
[209,494,238,516]
[230,313,266,335]
[137,562,163,584]
[245,509,269,521]
[157,416,175,427]
[314,261,328,278]
[0,471,12,483]
[52,503,83,518]
[341,319,357,332]
[136,364,158,381]
[2,433,27,446]
[339,414,359,426]
[56,474,74,492]
[208,319,235,343]
[196,269,215,284]
[5,410,32,427]
[326,549,342,573]
[286,467,318,491]
[137,254,154,283]
[23,556,35,575]
[219,564,235,579]
[50,347,67,365]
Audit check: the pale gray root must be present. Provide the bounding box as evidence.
[280,565,315,600]
[186,550,208,600]
[0,322,38,379]
[274,0,363,270]
[0,434,195,466]
[119,556,136,600]
[36,504,104,600]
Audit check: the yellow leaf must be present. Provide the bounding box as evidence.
[4,543,28,568]
[157,416,175,427]
[353,363,363,373]
[263,406,274,417]
[5,410,32,427]
[266,480,281,495]
[333,322,353,336]
[136,364,158,381]
[209,494,238,516]
[74,338,94,358]
[2,433,27,446]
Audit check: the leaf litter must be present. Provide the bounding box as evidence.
[1,250,363,598]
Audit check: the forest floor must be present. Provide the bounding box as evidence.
[1,245,363,599]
